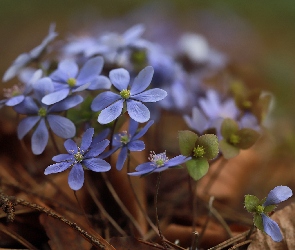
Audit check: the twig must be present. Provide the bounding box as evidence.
[189,177,198,249]
[228,239,252,249]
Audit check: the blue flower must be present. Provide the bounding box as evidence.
[104,119,154,170]
[128,151,191,176]
[2,24,57,82]
[44,128,111,190]
[42,56,110,105]
[261,186,292,242]
[14,77,82,155]
[91,66,167,124]
[245,186,292,242]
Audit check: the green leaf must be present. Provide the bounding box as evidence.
[219,140,240,159]
[186,158,209,181]
[197,134,219,160]
[236,128,260,149]
[244,195,260,213]
[178,130,198,156]
[254,213,264,232]
[221,118,239,139]
[264,205,277,213]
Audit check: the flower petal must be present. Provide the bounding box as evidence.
[132,120,154,140]
[31,118,49,155]
[5,95,25,106]
[264,186,293,206]
[132,88,167,103]
[91,128,110,145]
[91,91,121,112]
[68,163,84,190]
[98,99,124,124]
[128,162,156,176]
[83,158,111,172]
[109,68,130,91]
[165,155,190,168]
[77,56,104,84]
[49,95,83,112]
[42,88,70,105]
[116,146,128,170]
[17,116,40,139]
[87,76,111,90]
[85,139,110,158]
[44,161,72,175]
[261,214,283,242]
[33,77,54,101]
[47,115,76,138]
[80,128,94,152]
[58,60,78,79]
[183,106,208,133]
[128,140,145,151]
[13,96,39,115]
[52,154,74,162]
[128,118,139,137]
[130,66,154,95]
[126,100,150,123]
[64,139,78,154]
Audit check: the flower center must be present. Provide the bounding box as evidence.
[120,89,131,99]
[229,134,241,145]
[74,151,84,163]
[38,107,47,117]
[119,131,130,144]
[256,205,264,214]
[193,145,205,158]
[149,151,169,167]
[3,84,23,98]
[67,77,77,87]
[242,100,252,109]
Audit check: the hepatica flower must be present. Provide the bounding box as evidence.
[244,186,293,242]
[14,77,82,155]
[44,128,111,190]
[128,151,190,176]
[42,56,110,105]
[91,66,167,124]
[104,119,154,170]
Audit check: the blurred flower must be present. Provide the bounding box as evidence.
[128,151,190,176]
[42,56,109,105]
[104,119,154,170]
[14,77,82,155]
[91,66,167,124]
[44,128,111,190]
[244,186,293,242]
[2,24,57,82]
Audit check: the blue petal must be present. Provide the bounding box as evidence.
[64,139,78,154]
[132,88,167,102]
[128,118,139,137]
[83,158,111,172]
[261,214,283,242]
[183,106,208,133]
[126,100,150,123]
[264,186,293,206]
[98,99,124,124]
[85,139,110,158]
[128,140,145,151]
[128,162,156,176]
[33,77,54,101]
[52,154,74,162]
[91,91,121,112]
[166,155,190,168]
[116,146,128,170]
[132,120,154,140]
[5,95,25,106]
[109,68,130,91]
[58,60,78,79]
[68,163,84,190]
[99,146,120,159]
[91,128,110,145]
[87,76,111,90]
[77,56,104,84]
[42,88,70,105]
[130,66,154,95]
[13,96,39,115]
[31,118,49,155]
[123,24,145,43]
[17,116,40,139]
[44,161,72,175]
[47,115,76,139]
[80,128,94,152]
[49,95,83,112]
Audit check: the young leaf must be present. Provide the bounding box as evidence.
[178,130,198,156]
[186,158,209,181]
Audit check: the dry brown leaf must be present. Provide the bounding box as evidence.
[248,202,295,250]
[39,214,92,250]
